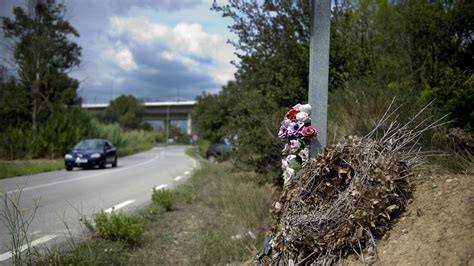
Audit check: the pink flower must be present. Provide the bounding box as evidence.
[302,126,317,139]
[298,148,309,162]
[289,139,301,153]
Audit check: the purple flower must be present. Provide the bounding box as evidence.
[278,126,288,140]
[281,118,291,127]
[287,121,305,137]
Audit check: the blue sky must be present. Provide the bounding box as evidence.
[0,0,238,103]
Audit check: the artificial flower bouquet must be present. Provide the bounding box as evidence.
[278,103,317,184]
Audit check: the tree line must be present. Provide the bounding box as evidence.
[193,0,473,180]
[0,0,162,160]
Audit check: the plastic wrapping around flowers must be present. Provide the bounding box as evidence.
[278,103,317,185]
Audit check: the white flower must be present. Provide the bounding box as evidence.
[299,104,311,115]
[283,167,295,184]
[281,158,289,170]
[281,143,290,155]
[296,112,309,123]
[292,103,302,110]
[286,154,296,164]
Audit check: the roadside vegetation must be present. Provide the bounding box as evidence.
[91,119,161,157]
[34,156,275,265]
[0,111,162,179]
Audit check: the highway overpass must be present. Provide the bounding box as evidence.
[81,101,196,134]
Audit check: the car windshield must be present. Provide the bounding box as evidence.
[73,139,105,150]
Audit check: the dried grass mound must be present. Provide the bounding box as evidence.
[266,103,447,265]
[270,136,411,265]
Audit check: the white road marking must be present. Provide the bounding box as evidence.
[104,200,135,213]
[184,171,190,175]
[154,184,168,190]
[7,148,164,194]
[0,235,56,262]
[174,176,183,181]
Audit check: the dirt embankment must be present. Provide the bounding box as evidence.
[347,171,474,265]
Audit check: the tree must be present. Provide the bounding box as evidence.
[212,0,311,106]
[1,0,82,135]
[209,0,473,181]
[103,95,150,130]
[193,81,236,143]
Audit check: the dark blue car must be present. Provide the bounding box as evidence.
[206,143,233,163]
[64,139,118,171]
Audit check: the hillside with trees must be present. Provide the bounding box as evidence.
[193,0,473,181]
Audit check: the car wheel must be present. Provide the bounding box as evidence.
[112,156,118,167]
[208,155,217,163]
[99,159,106,169]
[66,166,73,171]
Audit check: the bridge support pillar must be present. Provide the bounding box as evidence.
[187,112,192,135]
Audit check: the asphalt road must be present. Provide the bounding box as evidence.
[0,145,196,263]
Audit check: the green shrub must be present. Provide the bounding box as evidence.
[0,126,36,159]
[93,211,144,244]
[197,139,210,158]
[0,107,95,159]
[151,189,176,211]
[38,106,96,158]
[90,119,159,156]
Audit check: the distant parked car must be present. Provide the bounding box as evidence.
[64,139,117,171]
[205,143,233,163]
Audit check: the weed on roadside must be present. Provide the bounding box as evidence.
[151,189,176,211]
[91,211,144,244]
[0,189,40,264]
[39,238,129,265]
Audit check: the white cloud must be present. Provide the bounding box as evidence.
[106,46,138,71]
[161,51,198,67]
[109,16,237,84]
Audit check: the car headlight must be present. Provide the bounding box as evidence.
[65,154,73,159]
[90,153,102,159]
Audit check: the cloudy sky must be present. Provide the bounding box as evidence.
[0,0,238,104]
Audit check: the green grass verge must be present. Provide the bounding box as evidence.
[176,162,276,264]
[38,161,276,265]
[0,159,64,180]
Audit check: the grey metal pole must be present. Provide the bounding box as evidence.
[308,0,331,157]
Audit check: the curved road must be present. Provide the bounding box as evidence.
[0,145,196,262]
